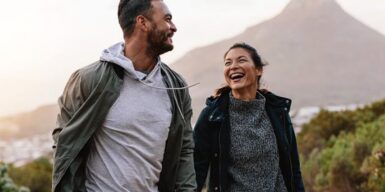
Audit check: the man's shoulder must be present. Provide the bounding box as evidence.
[74,60,122,81]
[75,60,107,77]
[67,60,118,90]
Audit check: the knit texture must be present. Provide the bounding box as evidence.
[228,92,287,192]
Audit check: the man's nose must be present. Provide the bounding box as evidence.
[170,22,177,33]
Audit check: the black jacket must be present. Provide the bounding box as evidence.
[193,90,305,192]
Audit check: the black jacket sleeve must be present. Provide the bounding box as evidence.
[287,113,305,192]
[193,106,212,192]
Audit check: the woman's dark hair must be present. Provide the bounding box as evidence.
[215,42,267,96]
[118,0,153,37]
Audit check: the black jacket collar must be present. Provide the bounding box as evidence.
[206,89,291,122]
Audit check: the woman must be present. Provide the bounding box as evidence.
[193,42,305,192]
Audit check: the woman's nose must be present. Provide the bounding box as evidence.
[229,62,240,69]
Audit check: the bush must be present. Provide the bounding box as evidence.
[298,100,385,160]
[361,142,385,191]
[9,157,52,192]
[0,163,29,192]
[298,100,385,191]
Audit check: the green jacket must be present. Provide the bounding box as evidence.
[52,61,196,192]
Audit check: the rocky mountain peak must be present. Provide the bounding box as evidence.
[172,0,385,123]
[285,0,339,10]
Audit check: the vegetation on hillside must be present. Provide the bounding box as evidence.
[297,100,385,192]
[2,100,385,192]
[0,163,29,192]
[8,158,52,192]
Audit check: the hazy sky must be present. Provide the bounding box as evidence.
[0,0,385,116]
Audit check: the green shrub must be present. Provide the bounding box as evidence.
[298,100,385,191]
[0,163,29,192]
[9,158,52,192]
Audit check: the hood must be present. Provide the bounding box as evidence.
[100,42,198,124]
[100,42,160,81]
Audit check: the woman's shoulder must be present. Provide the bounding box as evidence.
[260,89,290,100]
[259,89,292,110]
[205,95,219,106]
[205,92,228,108]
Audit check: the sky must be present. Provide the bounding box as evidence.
[0,0,385,116]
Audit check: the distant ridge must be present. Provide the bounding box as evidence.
[0,105,58,140]
[172,0,385,121]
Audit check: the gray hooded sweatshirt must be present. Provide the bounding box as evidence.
[85,42,172,192]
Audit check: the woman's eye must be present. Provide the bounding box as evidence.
[224,62,231,66]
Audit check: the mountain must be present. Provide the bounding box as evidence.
[2,0,385,138]
[0,105,58,140]
[172,0,385,121]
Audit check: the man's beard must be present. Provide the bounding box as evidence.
[147,26,173,56]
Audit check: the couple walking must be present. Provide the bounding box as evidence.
[52,0,304,191]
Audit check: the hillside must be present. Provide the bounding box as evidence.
[172,0,385,120]
[0,105,58,140]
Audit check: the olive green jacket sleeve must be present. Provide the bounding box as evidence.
[159,64,197,191]
[174,89,197,191]
[52,62,122,192]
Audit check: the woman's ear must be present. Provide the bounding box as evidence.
[255,67,263,77]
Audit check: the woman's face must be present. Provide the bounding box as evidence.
[224,48,262,94]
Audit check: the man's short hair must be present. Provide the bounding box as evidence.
[118,0,153,37]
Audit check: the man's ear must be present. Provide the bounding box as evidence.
[136,15,151,32]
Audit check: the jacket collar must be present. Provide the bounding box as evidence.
[206,89,291,122]
[260,90,292,111]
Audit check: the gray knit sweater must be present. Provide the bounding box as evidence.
[228,92,287,192]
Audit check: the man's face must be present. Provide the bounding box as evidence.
[146,0,177,56]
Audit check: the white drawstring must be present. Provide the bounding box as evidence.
[137,63,200,90]
[137,63,199,123]
[138,79,199,90]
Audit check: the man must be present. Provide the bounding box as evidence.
[52,0,196,191]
